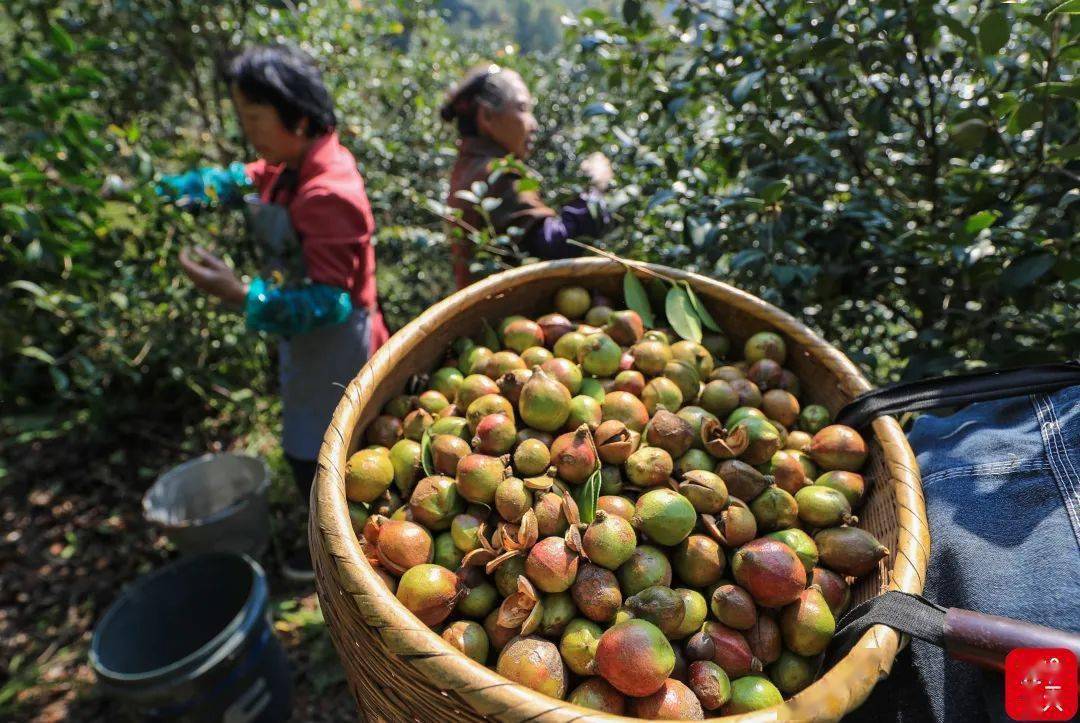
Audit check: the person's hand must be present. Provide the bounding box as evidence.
[178,247,247,307]
[580,152,613,191]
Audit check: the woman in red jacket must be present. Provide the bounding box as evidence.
[177,45,388,581]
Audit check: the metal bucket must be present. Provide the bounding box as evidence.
[144,453,270,557]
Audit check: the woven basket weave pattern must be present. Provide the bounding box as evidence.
[311,258,929,722]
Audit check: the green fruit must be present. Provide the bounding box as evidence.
[578,333,622,377]
[578,377,606,402]
[673,534,725,588]
[540,357,583,395]
[450,512,483,552]
[601,391,650,432]
[433,531,463,569]
[664,359,701,405]
[418,390,450,415]
[494,555,527,597]
[798,404,832,434]
[455,453,507,504]
[625,585,686,637]
[767,449,817,496]
[749,485,799,531]
[701,332,731,360]
[540,591,578,637]
[429,415,471,440]
[567,677,626,713]
[641,376,684,416]
[442,620,489,663]
[678,470,729,514]
[721,675,783,714]
[396,564,459,625]
[512,438,550,477]
[744,331,787,365]
[633,488,696,546]
[676,406,718,451]
[502,318,545,353]
[496,635,568,698]
[566,395,602,430]
[767,528,819,574]
[518,368,572,432]
[618,545,673,596]
[670,588,709,640]
[555,286,591,319]
[625,446,674,487]
[795,485,854,528]
[408,475,464,530]
[521,346,554,368]
[726,406,766,428]
[631,339,673,376]
[677,448,715,475]
[733,416,782,465]
[388,439,422,495]
[814,470,866,508]
[384,394,416,419]
[582,510,637,570]
[700,380,740,418]
[595,619,676,697]
[459,345,493,375]
[457,581,498,619]
[455,374,500,410]
[779,586,836,656]
[494,476,532,523]
[553,330,587,361]
[465,393,514,433]
[345,448,394,504]
[671,340,715,379]
[770,649,818,695]
[559,619,603,675]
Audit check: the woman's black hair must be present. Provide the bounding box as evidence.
[226,44,336,138]
[440,64,519,136]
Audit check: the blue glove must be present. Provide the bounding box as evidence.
[244,277,353,337]
[157,162,251,207]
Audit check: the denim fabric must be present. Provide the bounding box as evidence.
[850,384,1080,722]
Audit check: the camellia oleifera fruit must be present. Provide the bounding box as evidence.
[351,284,884,713]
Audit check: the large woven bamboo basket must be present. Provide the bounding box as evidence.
[311,258,929,722]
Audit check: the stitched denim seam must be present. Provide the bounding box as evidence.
[1043,394,1080,543]
[1033,393,1080,552]
[921,459,1052,488]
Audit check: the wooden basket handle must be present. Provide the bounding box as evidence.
[945,608,1080,671]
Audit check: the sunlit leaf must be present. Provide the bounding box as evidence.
[623,271,655,327]
[665,285,702,342]
[683,282,721,332]
[1047,0,1080,16]
[577,467,602,524]
[964,210,1000,234]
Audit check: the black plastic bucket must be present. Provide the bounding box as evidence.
[90,553,292,722]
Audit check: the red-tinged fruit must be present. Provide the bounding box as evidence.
[700,621,761,678]
[496,635,568,698]
[550,425,598,484]
[525,536,580,593]
[710,584,757,630]
[395,563,459,625]
[688,661,732,711]
[811,566,852,616]
[809,424,869,471]
[595,619,676,697]
[731,537,808,608]
[632,679,704,720]
[568,678,626,713]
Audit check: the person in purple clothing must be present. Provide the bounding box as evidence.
[440,64,613,288]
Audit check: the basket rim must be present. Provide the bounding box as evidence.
[312,257,928,722]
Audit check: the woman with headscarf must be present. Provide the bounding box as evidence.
[440,64,613,288]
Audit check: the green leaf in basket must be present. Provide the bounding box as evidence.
[479,318,500,350]
[665,284,702,342]
[577,466,603,524]
[420,429,435,477]
[682,282,721,333]
[623,271,655,327]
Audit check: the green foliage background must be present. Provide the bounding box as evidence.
[2,0,1077,462]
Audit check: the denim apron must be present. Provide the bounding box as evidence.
[850,384,1080,722]
[245,185,370,463]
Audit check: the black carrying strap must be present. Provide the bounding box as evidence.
[834,360,1080,429]
[826,591,946,667]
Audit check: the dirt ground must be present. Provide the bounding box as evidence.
[0,433,356,722]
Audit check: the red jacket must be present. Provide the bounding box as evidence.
[246,132,389,351]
